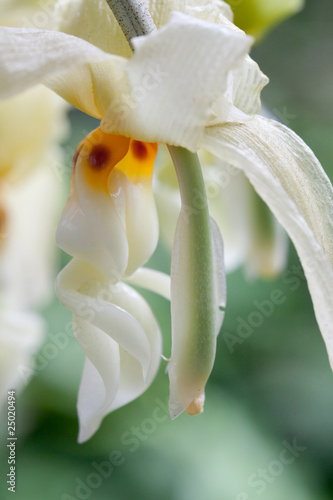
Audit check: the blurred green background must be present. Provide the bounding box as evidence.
[1,0,333,499]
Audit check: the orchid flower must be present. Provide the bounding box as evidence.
[1,0,332,444]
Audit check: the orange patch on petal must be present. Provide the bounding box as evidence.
[74,128,130,193]
[72,128,158,193]
[116,140,158,183]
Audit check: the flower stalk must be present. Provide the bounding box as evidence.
[105,0,156,48]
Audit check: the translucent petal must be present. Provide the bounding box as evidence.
[202,116,333,368]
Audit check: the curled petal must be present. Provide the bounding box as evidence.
[55,259,162,442]
[56,128,158,282]
[202,116,333,368]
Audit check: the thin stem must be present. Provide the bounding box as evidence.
[105,0,156,49]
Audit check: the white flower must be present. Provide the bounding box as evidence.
[0,310,44,408]
[0,0,68,407]
[1,0,332,438]
[55,126,166,441]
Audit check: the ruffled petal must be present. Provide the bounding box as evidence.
[202,116,333,367]
[186,5,268,117]
[56,128,158,281]
[168,213,226,419]
[55,259,162,442]
[102,12,252,149]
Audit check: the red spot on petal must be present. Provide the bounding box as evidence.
[132,140,148,160]
[88,145,110,169]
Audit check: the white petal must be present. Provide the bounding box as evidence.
[153,150,182,251]
[0,27,117,99]
[0,154,62,309]
[55,259,162,441]
[56,260,150,370]
[202,116,333,367]
[199,154,250,272]
[0,310,44,403]
[0,85,68,181]
[56,180,128,283]
[153,149,248,273]
[184,7,268,117]
[115,170,159,278]
[74,318,120,443]
[243,184,288,278]
[124,267,171,301]
[202,153,288,277]
[54,0,233,57]
[169,212,225,418]
[56,130,159,281]
[102,12,252,150]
